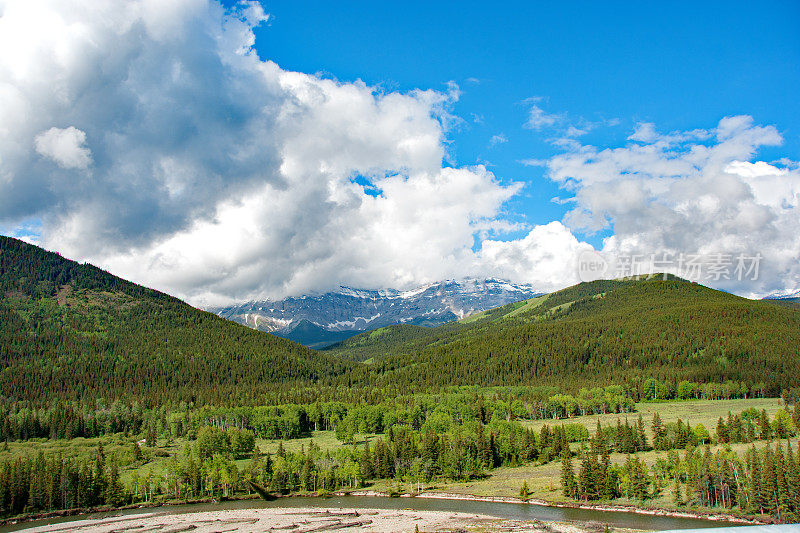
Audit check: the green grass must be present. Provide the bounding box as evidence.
[520,398,784,438]
[504,295,548,318]
[254,430,377,454]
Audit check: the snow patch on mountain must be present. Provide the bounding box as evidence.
[211,278,541,347]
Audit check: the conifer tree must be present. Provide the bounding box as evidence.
[746,445,763,514]
[786,442,800,516]
[759,410,772,440]
[761,445,777,515]
[600,444,616,499]
[716,417,729,443]
[671,477,684,506]
[519,480,530,500]
[132,441,143,462]
[105,458,124,507]
[652,413,668,451]
[775,445,789,521]
[629,456,650,501]
[635,415,648,451]
[560,449,576,499]
[360,440,374,480]
[578,450,601,500]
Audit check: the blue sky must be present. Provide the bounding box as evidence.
[248,0,800,246]
[1,0,799,303]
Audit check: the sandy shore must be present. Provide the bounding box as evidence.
[16,507,603,533]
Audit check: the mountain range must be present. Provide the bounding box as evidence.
[211,279,541,348]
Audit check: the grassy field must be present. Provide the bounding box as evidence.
[520,398,785,438]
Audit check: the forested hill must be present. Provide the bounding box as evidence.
[336,277,800,394]
[0,236,353,405]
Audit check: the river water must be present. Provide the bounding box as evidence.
[0,495,739,531]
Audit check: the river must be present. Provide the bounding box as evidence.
[0,495,740,532]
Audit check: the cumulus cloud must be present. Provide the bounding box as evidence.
[3,1,796,304]
[477,222,594,292]
[544,116,800,296]
[34,127,92,169]
[2,0,579,305]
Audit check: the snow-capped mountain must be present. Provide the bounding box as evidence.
[211,278,541,348]
[763,288,800,300]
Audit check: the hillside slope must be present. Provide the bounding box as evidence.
[335,277,800,393]
[0,237,353,405]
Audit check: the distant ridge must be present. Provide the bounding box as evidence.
[212,278,541,348]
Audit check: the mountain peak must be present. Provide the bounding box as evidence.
[213,278,541,347]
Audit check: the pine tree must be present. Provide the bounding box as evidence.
[105,458,124,507]
[560,449,576,499]
[747,445,764,514]
[600,445,616,499]
[786,442,800,515]
[476,423,491,468]
[629,456,650,501]
[132,441,143,462]
[360,441,374,480]
[652,413,668,451]
[759,410,772,440]
[761,445,777,515]
[593,420,605,454]
[716,417,729,443]
[519,480,530,500]
[635,415,648,451]
[578,450,601,500]
[671,477,684,506]
[775,445,789,521]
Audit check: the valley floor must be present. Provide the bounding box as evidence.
[1,398,793,528]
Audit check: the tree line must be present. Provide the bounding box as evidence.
[561,434,800,523]
[0,384,772,444]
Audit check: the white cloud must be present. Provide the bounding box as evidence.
[543,116,800,296]
[524,103,560,130]
[628,122,658,143]
[3,1,796,304]
[2,0,561,306]
[477,221,594,292]
[489,133,508,146]
[34,127,92,169]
